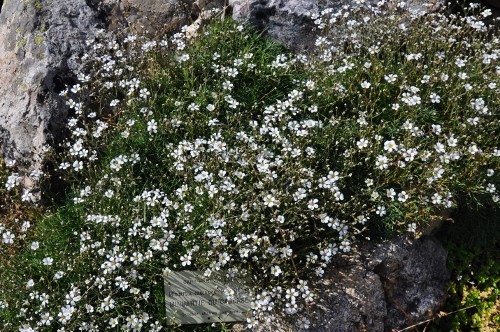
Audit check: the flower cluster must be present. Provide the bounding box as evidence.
[0,2,498,331]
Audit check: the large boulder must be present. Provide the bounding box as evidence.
[0,0,95,171]
[0,0,195,174]
[254,235,449,331]
[228,0,441,50]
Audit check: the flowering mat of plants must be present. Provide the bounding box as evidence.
[0,2,499,331]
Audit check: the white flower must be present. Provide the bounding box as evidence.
[147,119,158,134]
[482,9,492,17]
[356,138,369,150]
[2,231,14,245]
[139,88,150,99]
[434,142,446,154]
[376,206,386,216]
[41,312,53,326]
[407,223,417,233]
[486,183,496,194]
[339,239,351,252]
[180,254,192,266]
[376,155,389,169]
[101,296,115,311]
[447,136,458,147]
[307,198,319,210]
[219,252,230,265]
[431,193,442,205]
[431,124,442,135]
[5,173,22,190]
[109,317,119,327]
[387,188,396,200]
[384,140,398,153]
[72,160,83,172]
[263,194,279,207]
[398,191,409,202]
[360,81,371,89]
[42,257,54,266]
[430,93,441,103]
[270,265,282,277]
[384,74,397,83]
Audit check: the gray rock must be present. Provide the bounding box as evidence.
[229,0,440,51]
[364,236,449,329]
[255,236,449,332]
[0,0,97,171]
[0,0,196,173]
[102,0,195,36]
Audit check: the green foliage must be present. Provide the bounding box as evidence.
[0,3,498,331]
[429,207,500,331]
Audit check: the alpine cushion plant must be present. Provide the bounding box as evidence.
[0,2,498,331]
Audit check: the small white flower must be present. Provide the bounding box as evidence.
[384,74,397,83]
[376,155,389,170]
[263,194,279,207]
[42,257,54,266]
[101,296,115,311]
[109,317,119,327]
[431,124,442,135]
[356,138,369,150]
[180,254,192,266]
[147,119,158,134]
[384,140,398,153]
[271,265,282,276]
[307,198,319,210]
[360,81,371,89]
[139,88,150,99]
[2,231,14,245]
[407,223,417,233]
[430,93,441,104]
[398,191,409,202]
[431,193,442,205]
[486,183,496,194]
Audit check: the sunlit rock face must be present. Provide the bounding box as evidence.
[229,0,440,51]
[0,0,194,172]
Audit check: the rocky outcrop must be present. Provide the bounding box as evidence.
[0,0,196,173]
[0,0,97,170]
[228,0,441,51]
[254,235,449,331]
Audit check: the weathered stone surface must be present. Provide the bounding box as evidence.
[0,0,196,173]
[228,0,440,51]
[255,235,449,332]
[100,0,195,36]
[0,0,99,171]
[364,236,449,329]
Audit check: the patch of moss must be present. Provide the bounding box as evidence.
[34,35,43,45]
